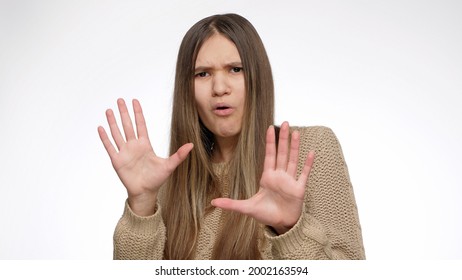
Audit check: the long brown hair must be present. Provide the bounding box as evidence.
[163,13,274,259]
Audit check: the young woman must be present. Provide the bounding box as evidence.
[98,13,365,259]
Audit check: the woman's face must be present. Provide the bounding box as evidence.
[194,33,246,142]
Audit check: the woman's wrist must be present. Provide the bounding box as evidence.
[127,193,158,216]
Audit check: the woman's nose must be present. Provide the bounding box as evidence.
[212,73,230,96]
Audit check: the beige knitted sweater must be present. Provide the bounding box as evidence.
[113,126,365,259]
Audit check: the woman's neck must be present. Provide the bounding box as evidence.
[212,135,238,163]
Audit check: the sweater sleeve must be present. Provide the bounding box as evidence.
[113,200,166,259]
[266,126,365,259]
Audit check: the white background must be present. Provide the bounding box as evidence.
[1,0,461,259]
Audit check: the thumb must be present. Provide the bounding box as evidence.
[166,143,194,171]
[211,198,252,216]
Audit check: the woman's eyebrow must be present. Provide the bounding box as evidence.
[194,65,211,72]
[194,61,242,72]
[227,61,243,67]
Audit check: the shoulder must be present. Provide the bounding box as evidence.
[290,126,350,179]
[290,126,340,152]
[290,125,334,137]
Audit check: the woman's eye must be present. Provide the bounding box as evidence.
[231,67,243,73]
[195,72,209,77]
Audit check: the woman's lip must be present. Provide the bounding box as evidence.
[212,103,234,116]
[213,102,231,110]
[213,107,235,116]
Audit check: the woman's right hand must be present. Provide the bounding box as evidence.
[98,98,193,216]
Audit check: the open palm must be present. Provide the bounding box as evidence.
[211,122,315,234]
[98,99,193,216]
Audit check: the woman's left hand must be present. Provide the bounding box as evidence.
[211,122,315,235]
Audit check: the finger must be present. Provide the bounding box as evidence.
[276,121,290,170]
[287,130,300,177]
[263,125,276,171]
[106,108,125,150]
[117,98,136,141]
[133,99,149,140]
[97,126,118,159]
[298,151,315,185]
[166,143,194,172]
[211,198,252,216]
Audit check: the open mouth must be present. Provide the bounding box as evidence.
[213,104,234,116]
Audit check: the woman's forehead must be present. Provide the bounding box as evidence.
[195,34,241,67]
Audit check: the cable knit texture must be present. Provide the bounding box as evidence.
[113,126,365,259]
